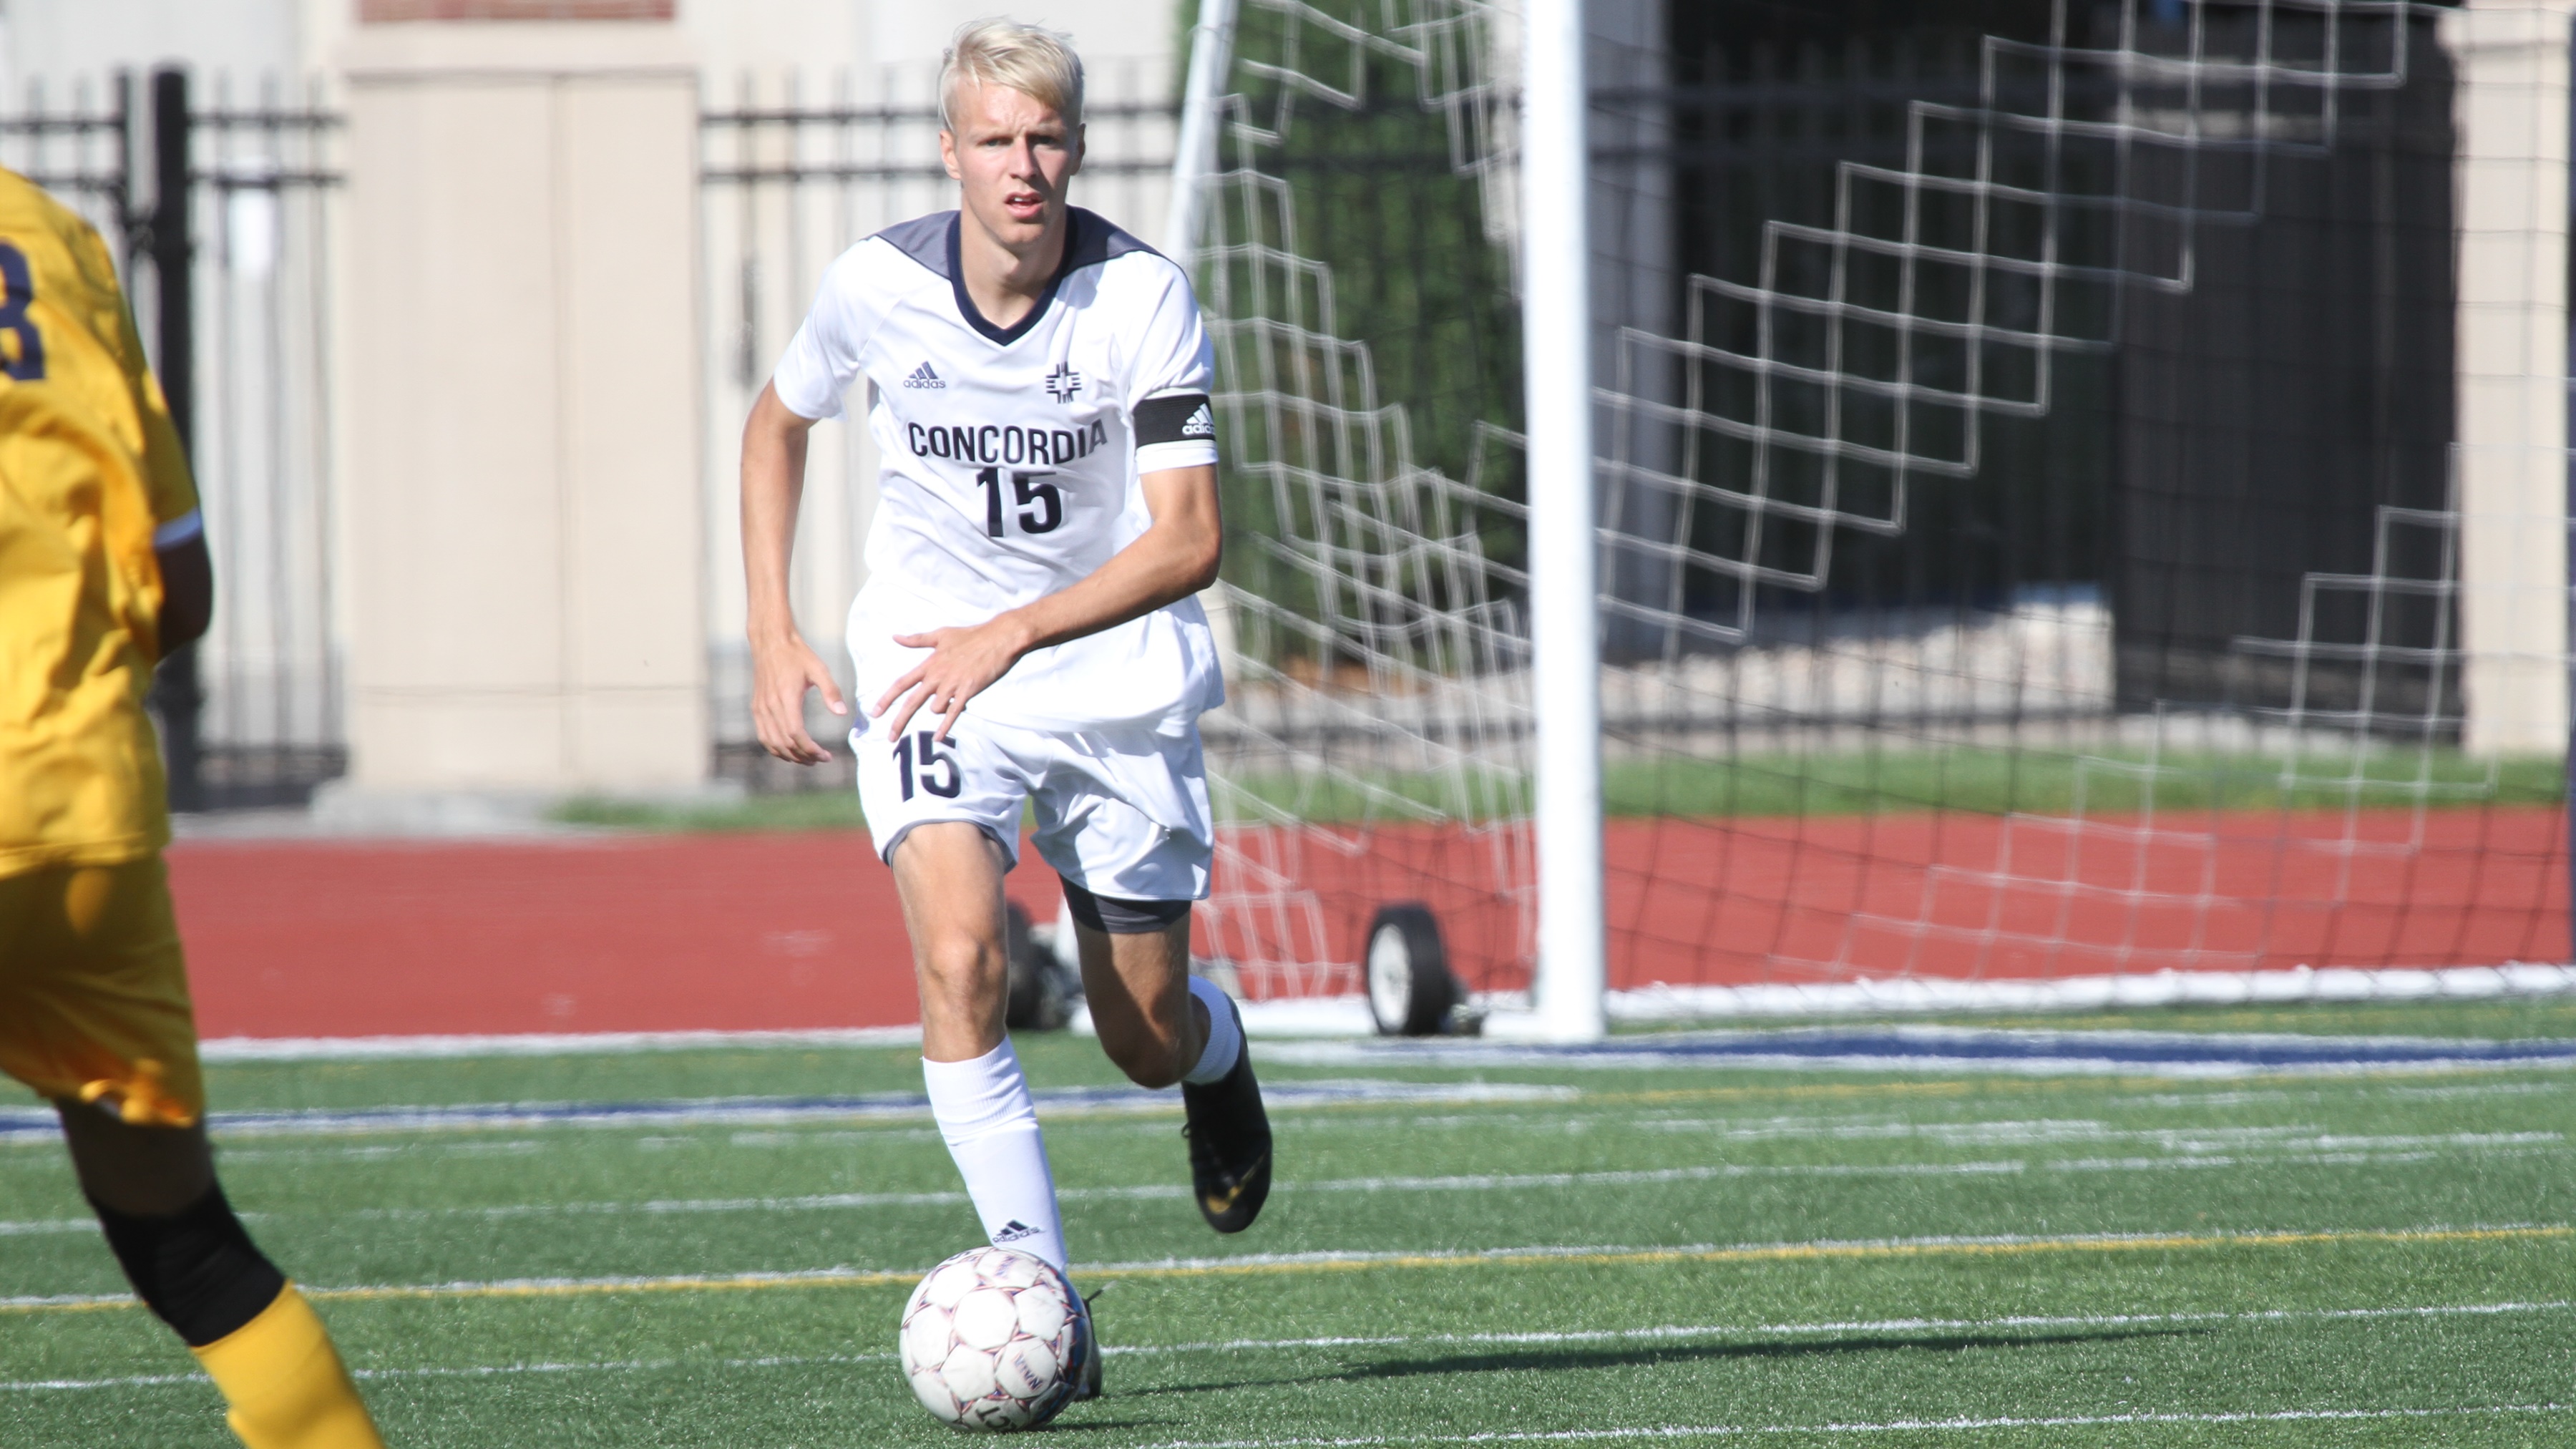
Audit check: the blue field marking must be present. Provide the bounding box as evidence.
[0,1078,1571,1142]
[1270,1027,2576,1077]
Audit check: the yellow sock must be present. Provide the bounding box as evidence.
[189,1284,386,1449]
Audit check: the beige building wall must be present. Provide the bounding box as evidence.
[340,21,708,791]
[2446,0,2573,757]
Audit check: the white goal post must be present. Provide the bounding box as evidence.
[1517,0,1610,1041]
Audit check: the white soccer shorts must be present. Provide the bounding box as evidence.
[852,715,1214,902]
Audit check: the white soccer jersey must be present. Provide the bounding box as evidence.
[771,207,1224,736]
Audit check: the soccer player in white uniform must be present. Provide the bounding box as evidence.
[738,19,1271,1395]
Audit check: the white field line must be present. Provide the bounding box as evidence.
[3,1075,2553,1157]
[0,1139,2555,1227]
[1121,1298,2575,1355]
[0,1111,2551,1164]
[1054,1222,2575,1276]
[197,1028,926,1061]
[1138,1403,2575,1447]
[0,1080,1578,1145]
[5,1299,2566,1393]
[1,1090,2547,1169]
[2380,1079,2575,1100]
[336,1161,2031,1224]
[1271,1050,2576,1081]
[0,1138,2555,1238]
[6,1222,2565,1313]
[1260,1021,2576,1079]
[1634,1119,2563,1151]
[1599,963,2576,1020]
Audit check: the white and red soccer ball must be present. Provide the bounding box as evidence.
[899,1246,1091,1430]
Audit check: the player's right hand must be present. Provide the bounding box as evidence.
[750,633,849,764]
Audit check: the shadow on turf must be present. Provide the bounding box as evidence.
[1122,1325,2210,1397]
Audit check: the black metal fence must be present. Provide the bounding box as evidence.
[1,68,343,809]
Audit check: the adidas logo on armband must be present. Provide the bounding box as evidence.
[904,361,945,389]
[1181,404,1215,438]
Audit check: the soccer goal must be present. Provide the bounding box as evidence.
[1169,0,2576,1037]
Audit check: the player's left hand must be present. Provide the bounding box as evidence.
[877,615,1034,742]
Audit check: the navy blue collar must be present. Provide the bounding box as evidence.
[945,209,1087,347]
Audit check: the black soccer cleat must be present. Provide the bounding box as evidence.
[1068,1285,1104,1403]
[1181,995,1272,1234]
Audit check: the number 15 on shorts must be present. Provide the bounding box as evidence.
[894,730,962,801]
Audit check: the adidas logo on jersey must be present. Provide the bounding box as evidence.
[904,361,945,389]
[992,1219,1043,1244]
[1181,404,1215,438]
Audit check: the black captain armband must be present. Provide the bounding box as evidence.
[1133,392,1218,450]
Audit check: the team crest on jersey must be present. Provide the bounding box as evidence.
[1043,362,1082,404]
[904,361,946,389]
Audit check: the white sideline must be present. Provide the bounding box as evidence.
[1599,962,2576,1023]
[199,1027,923,1062]
[4,1299,2565,1393]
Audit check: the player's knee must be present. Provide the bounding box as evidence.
[88,1182,287,1347]
[1103,1028,1190,1089]
[917,932,1004,1011]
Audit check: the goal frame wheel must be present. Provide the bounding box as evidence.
[1365,902,1459,1036]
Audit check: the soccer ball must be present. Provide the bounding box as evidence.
[899,1246,1089,1430]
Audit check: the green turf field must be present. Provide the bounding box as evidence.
[6,999,2573,1445]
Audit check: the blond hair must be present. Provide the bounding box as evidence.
[941,18,1085,132]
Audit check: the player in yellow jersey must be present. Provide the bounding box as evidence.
[0,167,387,1449]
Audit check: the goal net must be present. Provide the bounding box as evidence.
[1184,0,2573,1023]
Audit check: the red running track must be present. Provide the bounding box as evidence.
[1214,807,2572,995]
[167,807,2569,1038]
[167,835,1068,1038]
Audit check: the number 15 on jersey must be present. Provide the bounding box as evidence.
[976,467,1061,539]
[894,730,962,801]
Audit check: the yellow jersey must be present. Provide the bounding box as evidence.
[0,167,198,877]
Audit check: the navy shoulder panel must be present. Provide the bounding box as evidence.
[874,212,957,280]
[1061,208,1163,273]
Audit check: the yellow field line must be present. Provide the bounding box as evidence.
[8,1224,2565,1317]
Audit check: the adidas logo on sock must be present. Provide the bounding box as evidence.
[904,361,945,389]
[1181,403,1215,437]
[992,1219,1041,1243]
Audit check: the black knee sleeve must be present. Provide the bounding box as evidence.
[1059,880,1191,935]
[89,1184,286,1347]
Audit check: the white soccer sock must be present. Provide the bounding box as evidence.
[1181,975,1242,1085]
[922,1040,1068,1272]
